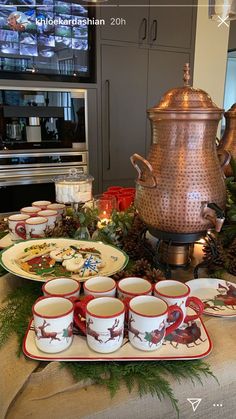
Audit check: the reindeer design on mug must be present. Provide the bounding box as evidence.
[128,314,143,342]
[105,319,123,343]
[36,320,61,343]
[86,318,103,343]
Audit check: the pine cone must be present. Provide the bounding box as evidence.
[203,240,227,268]
[228,258,236,276]
[142,268,165,283]
[227,238,236,261]
[132,258,152,274]
[132,259,163,282]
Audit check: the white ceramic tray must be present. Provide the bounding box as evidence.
[23,318,212,361]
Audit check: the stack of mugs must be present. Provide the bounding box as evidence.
[8,200,66,241]
[32,275,204,355]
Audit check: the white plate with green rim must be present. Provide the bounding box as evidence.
[187,278,236,317]
[0,238,129,282]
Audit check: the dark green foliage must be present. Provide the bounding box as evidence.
[0,281,41,354]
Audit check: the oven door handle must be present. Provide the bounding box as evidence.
[0,177,55,186]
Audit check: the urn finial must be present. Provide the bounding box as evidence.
[183,63,191,86]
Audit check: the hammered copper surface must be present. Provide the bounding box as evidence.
[219,103,236,176]
[131,64,226,235]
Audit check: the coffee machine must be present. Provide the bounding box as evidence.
[6,118,22,141]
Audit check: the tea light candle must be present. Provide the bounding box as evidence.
[97,218,111,229]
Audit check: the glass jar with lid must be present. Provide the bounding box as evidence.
[54,169,94,205]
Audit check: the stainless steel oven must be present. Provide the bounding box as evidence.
[0,149,88,214]
[0,86,89,214]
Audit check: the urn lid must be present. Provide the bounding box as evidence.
[225,103,236,118]
[148,63,223,117]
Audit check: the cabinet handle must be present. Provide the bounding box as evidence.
[152,19,158,42]
[105,79,111,171]
[140,18,147,41]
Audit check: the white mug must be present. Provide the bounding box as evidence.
[33,296,74,353]
[128,295,183,352]
[117,277,152,300]
[37,210,58,229]
[32,200,52,210]
[42,277,81,299]
[75,297,125,353]
[46,203,66,217]
[25,216,48,239]
[83,276,116,298]
[154,280,204,327]
[8,213,30,240]
[20,206,41,217]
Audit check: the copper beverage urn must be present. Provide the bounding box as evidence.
[131,64,227,243]
[218,103,236,177]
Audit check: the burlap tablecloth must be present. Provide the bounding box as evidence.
[1,273,236,419]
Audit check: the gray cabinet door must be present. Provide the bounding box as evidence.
[101,45,148,182]
[100,0,149,44]
[147,49,191,107]
[149,0,196,49]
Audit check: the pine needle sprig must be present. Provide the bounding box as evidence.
[62,359,217,415]
[158,360,219,386]
[0,282,41,354]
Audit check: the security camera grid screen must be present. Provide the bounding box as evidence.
[0,1,90,76]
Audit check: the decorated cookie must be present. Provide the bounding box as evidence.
[79,255,105,277]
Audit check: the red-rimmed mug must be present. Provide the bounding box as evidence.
[83,276,116,298]
[42,277,81,299]
[20,206,41,217]
[128,295,183,351]
[32,200,52,210]
[38,210,58,229]
[74,296,125,353]
[117,277,152,300]
[25,216,48,239]
[8,213,30,240]
[33,296,74,353]
[154,280,204,327]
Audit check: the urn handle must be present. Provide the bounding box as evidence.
[202,202,225,233]
[130,153,157,188]
[217,149,231,169]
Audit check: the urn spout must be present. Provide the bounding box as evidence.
[202,203,225,233]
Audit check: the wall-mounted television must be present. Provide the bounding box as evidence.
[0,1,95,82]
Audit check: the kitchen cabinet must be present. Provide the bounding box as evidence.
[149,1,196,49]
[101,46,192,186]
[99,3,196,188]
[101,45,148,183]
[100,0,149,44]
[100,0,196,50]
